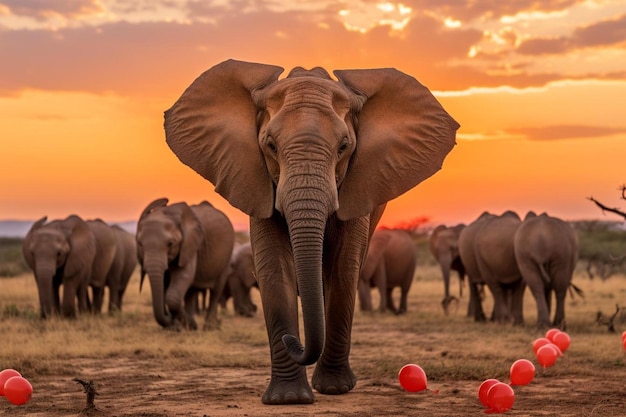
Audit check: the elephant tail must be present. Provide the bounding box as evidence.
[538,263,551,285]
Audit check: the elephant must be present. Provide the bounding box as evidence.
[163,59,458,404]
[358,229,417,314]
[461,211,526,325]
[514,212,579,329]
[458,213,491,323]
[136,198,235,331]
[85,220,137,314]
[220,242,259,317]
[429,224,466,314]
[107,225,137,312]
[22,215,96,318]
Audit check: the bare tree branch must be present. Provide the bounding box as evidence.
[587,196,626,220]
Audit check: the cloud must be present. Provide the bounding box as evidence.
[509,125,626,141]
[0,0,102,20]
[518,14,626,55]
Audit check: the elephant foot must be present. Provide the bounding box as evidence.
[262,373,314,405]
[312,362,356,395]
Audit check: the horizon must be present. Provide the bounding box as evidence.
[2,1,626,228]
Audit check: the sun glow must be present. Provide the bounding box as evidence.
[339,1,413,33]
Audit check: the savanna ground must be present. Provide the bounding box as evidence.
[0,264,624,416]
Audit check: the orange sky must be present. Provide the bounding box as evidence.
[1,0,626,230]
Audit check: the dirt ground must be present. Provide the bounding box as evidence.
[1,325,624,417]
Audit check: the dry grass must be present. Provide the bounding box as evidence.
[0,267,624,416]
[1,267,623,376]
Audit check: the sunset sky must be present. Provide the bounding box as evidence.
[1,0,626,230]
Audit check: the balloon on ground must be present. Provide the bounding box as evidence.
[486,382,515,413]
[398,364,428,392]
[478,379,500,407]
[0,369,21,396]
[552,331,571,353]
[536,344,559,368]
[3,376,33,405]
[545,328,560,342]
[510,359,535,386]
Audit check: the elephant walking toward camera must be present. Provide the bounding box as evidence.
[23,215,96,318]
[514,212,579,329]
[86,220,137,314]
[358,229,417,314]
[221,242,258,317]
[429,224,466,315]
[164,59,458,404]
[136,198,234,331]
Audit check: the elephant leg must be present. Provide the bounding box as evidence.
[468,281,486,322]
[108,282,121,313]
[91,286,105,314]
[485,282,509,324]
[510,279,526,326]
[202,286,223,330]
[312,217,369,396]
[53,280,62,315]
[387,288,398,314]
[251,217,313,405]
[184,289,199,330]
[357,280,373,311]
[373,264,387,313]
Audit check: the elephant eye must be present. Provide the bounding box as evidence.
[338,137,350,155]
[265,137,277,154]
[167,240,174,247]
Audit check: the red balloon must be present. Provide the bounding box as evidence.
[545,328,561,342]
[486,382,515,413]
[398,364,427,392]
[621,330,626,343]
[478,379,500,407]
[552,331,571,353]
[622,337,626,351]
[536,344,558,368]
[0,369,21,396]
[3,376,32,405]
[510,359,535,386]
[532,337,553,354]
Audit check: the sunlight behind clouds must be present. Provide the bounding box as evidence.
[338,1,412,33]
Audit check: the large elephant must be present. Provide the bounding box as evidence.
[22,215,96,318]
[358,229,417,314]
[164,59,458,404]
[136,198,234,331]
[221,242,258,317]
[462,211,526,325]
[514,212,579,329]
[429,224,466,314]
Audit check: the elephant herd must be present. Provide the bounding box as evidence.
[430,210,580,329]
[13,57,584,407]
[22,198,260,328]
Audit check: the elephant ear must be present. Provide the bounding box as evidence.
[164,59,284,218]
[23,216,48,265]
[140,198,169,221]
[334,68,459,220]
[176,203,204,268]
[62,215,96,278]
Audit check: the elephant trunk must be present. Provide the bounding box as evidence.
[145,256,173,328]
[280,187,330,366]
[35,262,57,319]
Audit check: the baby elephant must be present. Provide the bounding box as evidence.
[220,242,259,317]
[358,229,417,314]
